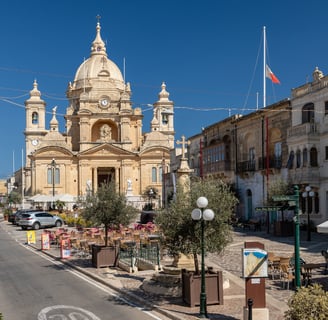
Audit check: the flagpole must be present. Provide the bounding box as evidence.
[263,26,266,109]
[21,148,24,209]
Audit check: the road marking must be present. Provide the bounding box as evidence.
[38,305,101,320]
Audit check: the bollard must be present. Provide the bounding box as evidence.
[248,298,253,320]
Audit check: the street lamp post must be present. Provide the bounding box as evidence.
[191,196,215,318]
[302,186,315,242]
[50,158,57,210]
[293,185,301,288]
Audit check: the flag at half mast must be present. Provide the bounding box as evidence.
[265,65,280,84]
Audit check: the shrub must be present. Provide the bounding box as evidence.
[284,283,328,319]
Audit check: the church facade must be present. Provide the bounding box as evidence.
[23,21,175,208]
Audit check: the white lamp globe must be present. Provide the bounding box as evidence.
[305,186,312,192]
[191,208,202,220]
[203,209,215,221]
[309,191,315,197]
[302,192,307,198]
[197,196,208,208]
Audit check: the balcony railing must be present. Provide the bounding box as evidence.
[287,122,318,138]
[258,156,282,170]
[203,160,232,174]
[236,160,256,173]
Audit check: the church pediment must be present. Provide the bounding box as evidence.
[32,146,74,158]
[139,146,170,157]
[79,143,135,157]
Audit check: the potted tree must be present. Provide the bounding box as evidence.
[155,177,238,308]
[81,181,139,268]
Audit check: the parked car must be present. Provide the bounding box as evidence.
[19,211,64,230]
[14,209,40,225]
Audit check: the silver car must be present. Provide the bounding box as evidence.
[19,211,64,230]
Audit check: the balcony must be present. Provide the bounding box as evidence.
[258,156,282,170]
[287,122,318,138]
[236,160,256,173]
[203,160,232,174]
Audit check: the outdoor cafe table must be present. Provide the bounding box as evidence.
[301,263,327,286]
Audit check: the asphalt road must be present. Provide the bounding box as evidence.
[0,224,164,320]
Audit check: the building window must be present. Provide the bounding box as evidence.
[310,147,318,167]
[303,148,308,166]
[32,112,38,124]
[325,101,328,115]
[325,146,328,160]
[274,142,282,158]
[302,103,314,124]
[286,151,294,169]
[47,168,60,184]
[159,166,163,182]
[249,147,255,161]
[152,167,157,183]
[296,150,301,168]
[162,114,168,125]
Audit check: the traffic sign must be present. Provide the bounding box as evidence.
[272,195,295,201]
[255,206,282,211]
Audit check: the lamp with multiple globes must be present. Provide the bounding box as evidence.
[191,196,215,318]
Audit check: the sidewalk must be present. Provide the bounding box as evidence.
[2,218,328,320]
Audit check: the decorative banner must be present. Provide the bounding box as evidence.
[60,238,71,259]
[41,233,50,250]
[242,248,268,278]
[26,230,36,244]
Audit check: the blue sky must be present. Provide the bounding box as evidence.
[0,0,327,178]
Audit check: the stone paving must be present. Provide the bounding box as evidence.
[2,217,328,320]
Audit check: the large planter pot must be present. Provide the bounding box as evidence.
[181,269,224,307]
[92,245,118,268]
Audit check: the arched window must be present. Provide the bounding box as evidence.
[162,114,168,125]
[152,167,157,183]
[286,151,294,169]
[310,147,318,167]
[302,103,314,124]
[32,112,38,124]
[314,192,319,214]
[303,148,308,167]
[246,189,253,220]
[296,150,301,168]
[159,166,163,182]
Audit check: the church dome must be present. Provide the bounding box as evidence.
[72,21,124,90]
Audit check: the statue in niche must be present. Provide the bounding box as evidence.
[99,124,111,142]
[127,178,132,190]
[86,179,92,196]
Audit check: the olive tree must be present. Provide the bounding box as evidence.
[80,182,139,246]
[155,177,238,274]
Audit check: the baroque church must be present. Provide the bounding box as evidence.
[23,21,175,208]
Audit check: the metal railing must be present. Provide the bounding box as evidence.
[118,240,161,269]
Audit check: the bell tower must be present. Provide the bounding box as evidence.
[24,80,47,164]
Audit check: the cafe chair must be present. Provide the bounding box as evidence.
[280,263,294,290]
[267,252,281,279]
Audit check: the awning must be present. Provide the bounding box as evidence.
[29,194,54,202]
[56,194,76,202]
[28,194,76,203]
[317,221,328,234]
